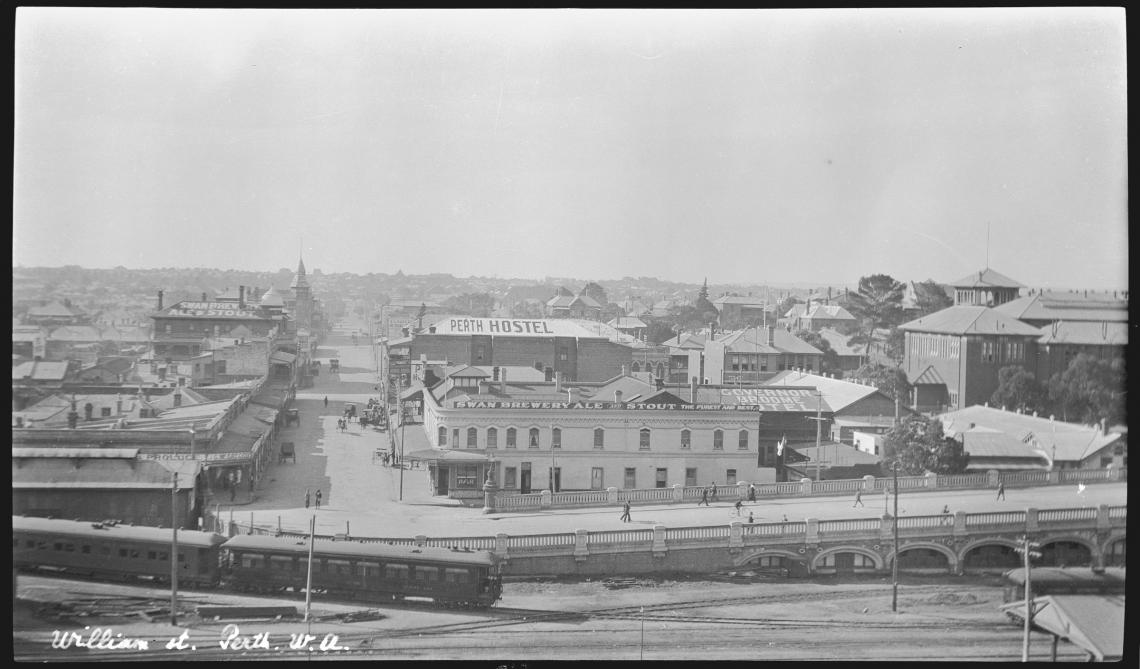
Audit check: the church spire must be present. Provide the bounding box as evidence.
[290,255,309,290]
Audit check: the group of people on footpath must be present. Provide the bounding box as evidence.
[304,488,322,509]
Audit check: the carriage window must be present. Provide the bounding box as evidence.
[444,568,471,584]
[54,542,63,551]
[241,555,261,569]
[38,541,49,550]
[26,540,35,548]
[131,549,140,559]
[81,545,91,554]
[63,543,75,552]
[148,551,158,560]
[101,546,111,555]
[119,548,128,557]
[158,552,168,561]
[385,563,409,580]
[270,556,295,571]
[327,559,351,575]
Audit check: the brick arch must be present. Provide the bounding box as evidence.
[1035,534,1100,565]
[735,549,804,568]
[885,541,959,572]
[958,536,1021,558]
[812,545,885,572]
[1099,531,1126,555]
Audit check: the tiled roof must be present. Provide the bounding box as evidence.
[661,332,707,350]
[898,306,1041,336]
[1037,321,1127,346]
[937,405,1122,462]
[712,295,767,306]
[949,268,1024,288]
[763,370,879,412]
[805,304,855,320]
[960,428,1051,459]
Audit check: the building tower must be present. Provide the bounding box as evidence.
[290,256,312,332]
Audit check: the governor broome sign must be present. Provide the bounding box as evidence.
[455,388,821,412]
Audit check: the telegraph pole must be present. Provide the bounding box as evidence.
[170,472,178,626]
[304,514,315,623]
[891,462,900,613]
[804,391,825,481]
[399,377,406,501]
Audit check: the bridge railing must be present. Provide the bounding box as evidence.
[965,510,1027,528]
[588,528,654,546]
[504,533,576,551]
[818,518,881,535]
[665,525,730,542]
[1037,507,1098,526]
[489,467,1125,513]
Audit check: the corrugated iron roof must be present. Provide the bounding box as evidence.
[999,595,1124,661]
[1037,321,1127,346]
[949,268,1024,288]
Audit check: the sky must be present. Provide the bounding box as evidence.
[12,8,1128,289]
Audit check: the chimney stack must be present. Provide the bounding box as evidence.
[767,326,775,346]
[157,290,164,311]
[691,376,699,403]
[239,285,245,308]
[499,368,506,395]
[202,292,207,301]
[615,390,623,403]
[554,371,562,393]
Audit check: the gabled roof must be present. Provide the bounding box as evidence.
[804,304,855,320]
[937,405,1122,462]
[995,291,1129,323]
[712,295,767,307]
[949,268,1024,288]
[27,301,84,317]
[959,428,1052,461]
[608,317,647,329]
[1037,321,1127,346]
[12,360,70,381]
[591,375,656,402]
[763,370,880,412]
[999,596,1124,661]
[898,306,1041,336]
[715,327,823,355]
[661,332,707,350]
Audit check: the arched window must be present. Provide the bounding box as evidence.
[438,426,447,447]
[655,362,665,378]
[529,427,540,448]
[639,428,651,450]
[713,429,724,450]
[506,427,517,448]
[681,429,691,449]
[593,427,605,449]
[467,427,478,448]
[486,427,498,449]
[631,362,641,373]
[738,430,749,450]
[552,427,562,449]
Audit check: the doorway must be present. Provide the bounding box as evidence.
[655,468,668,488]
[436,466,449,496]
[591,467,604,490]
[548,467,561,493]
[520,463,532,494]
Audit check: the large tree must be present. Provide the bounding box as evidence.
[846,274,906,356]
[991,366,1047,415]
[881,414,969,476]
[1048,354,1125,425]
[794,330,840,376]
[694,278,718,322]
[848,362,912,403]
[912,279,953,316]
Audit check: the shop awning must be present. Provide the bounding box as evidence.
[404,448,492,463]
[1000,595,1124,661]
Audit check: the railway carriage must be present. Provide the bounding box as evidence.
[222,535,503,607]
[12,516,227,587]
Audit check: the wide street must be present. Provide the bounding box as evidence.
[238,321,1127,539]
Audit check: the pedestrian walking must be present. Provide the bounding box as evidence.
[315,489,322,509]
[734,499,743,516]
[942,504,950,514]
[748,512,754,524]
[323,396,328,408]
[710,482,718,503]
[620,500,631,523]
[699,488,710,506]
[996,480,1005,501]
[747,484,756,502]
[305,489,310,509]
[853,490,864,508]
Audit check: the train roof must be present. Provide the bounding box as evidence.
[12,515,226,548]
[222,534,498,566]
[1003,567,1126,588]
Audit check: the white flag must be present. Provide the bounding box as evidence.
[777,436,786,456]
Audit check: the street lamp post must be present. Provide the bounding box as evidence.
[398,378,406,502]
[891,461,900,613]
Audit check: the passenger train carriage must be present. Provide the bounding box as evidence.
[12,516,503,609]
[13,516,227,587]
[222,534,503,608]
